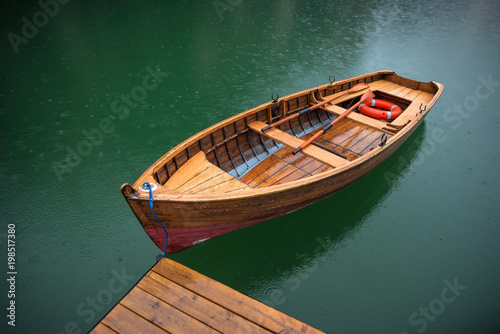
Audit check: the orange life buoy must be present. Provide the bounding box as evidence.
[358,99,402,121]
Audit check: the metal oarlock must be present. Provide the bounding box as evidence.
[379,134,388,147]
[419,103,427,114]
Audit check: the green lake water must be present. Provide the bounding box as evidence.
[1,0,500,333]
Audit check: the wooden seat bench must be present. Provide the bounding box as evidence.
[164,151,252,195]
[248,121,349,168]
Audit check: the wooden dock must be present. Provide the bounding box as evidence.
[90,257,325,333]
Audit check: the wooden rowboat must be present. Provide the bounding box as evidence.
[121,70,444,254]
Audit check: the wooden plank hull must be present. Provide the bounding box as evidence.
[145,210,294,253]
[121,70,444,253]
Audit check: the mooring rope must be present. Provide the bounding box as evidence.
[143,182,168,257]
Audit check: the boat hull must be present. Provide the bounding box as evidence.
[145,209,296,253]
[121,70,444,253]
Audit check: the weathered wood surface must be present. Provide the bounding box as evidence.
[91,257,325,334]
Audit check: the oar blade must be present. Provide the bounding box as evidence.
[359,90,375,104]
[348,82,369,93]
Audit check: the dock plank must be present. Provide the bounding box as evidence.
[91,324,118,334]
[100,304,167,334]
[143,272,271,334]
[121,287,219,334]
[153,258,323,334]
[91,258,325,334]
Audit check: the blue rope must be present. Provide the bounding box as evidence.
[143,182,168,257]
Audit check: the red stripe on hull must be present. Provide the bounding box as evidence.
[146,209,294,254]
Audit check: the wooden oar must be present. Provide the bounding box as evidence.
[261,82,369,132]
[292,90,375,155]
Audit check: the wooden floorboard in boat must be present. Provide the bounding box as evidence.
[256,164,302,188]
[240,155,281,185]
[350,131,385,154]
[297,118,392,159]
[293,155,320,170]
[279,149,309,165]
[239,143,335,188]
[301,159,329,174]
[299,121,362,156]
[311,164,333,176]
[342,128,375,151]
[272,169,311,185]
[324,123,365,148]
[246,159,296,188]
